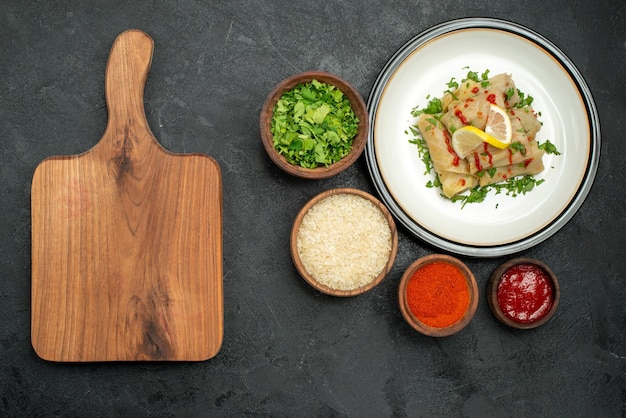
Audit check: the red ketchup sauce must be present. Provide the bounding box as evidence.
[443,130,460,166]
[496,263,554,324]
[454,109,469,125]
[483,143,492,166]
[473,152,483,172]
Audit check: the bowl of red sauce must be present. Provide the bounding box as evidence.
[398,254,479,337]
[487,258,560,329]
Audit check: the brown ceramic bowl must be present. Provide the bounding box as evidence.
[398,254,479,337]
[260,71,369,179]
[487,258,560,330]
[290,188,398,297]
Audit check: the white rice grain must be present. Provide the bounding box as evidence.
[296,193,392,291]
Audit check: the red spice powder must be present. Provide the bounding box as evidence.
[406,261,470,328]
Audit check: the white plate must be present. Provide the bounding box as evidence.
[365,18,600,257]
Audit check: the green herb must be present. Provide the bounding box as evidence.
[480,70,491,87]
[503,86,537,110]
[445,77,459,93]
[509,141,527,156]
[465,70,479,82]
[492,175,545,197]
[505,87,516,101]
[270,79,359,168]
[425,117,439,126]
[426,174,442,189]
[450,176,546,208]
[538,139,561,155]
[463,69,490,87]
[409,127,433,175]
[411,97,443,116]
[452,186,490,208]
[515,90,534,108]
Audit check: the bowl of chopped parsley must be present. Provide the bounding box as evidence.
[261,71,369,179]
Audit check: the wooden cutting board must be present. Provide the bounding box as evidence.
[31,29,223,362]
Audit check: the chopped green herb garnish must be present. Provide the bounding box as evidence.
[492,175,545,196]
[425,117,439,126]
[270,79,359,168]
[509,141,527,156]
[505,87,516,101]
[515,90,534,108]
[409,131,433,175]
[538,139,561,155]
[453,186,490,208]
[450,176,546,208]
[465,70,479,82]
[463,69,490,87]
[445,77,459,92]
[411,97,443,116]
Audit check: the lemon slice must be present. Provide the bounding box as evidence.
[451,126,490,158]
[484,104,513,149]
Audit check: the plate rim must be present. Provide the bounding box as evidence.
[365,17,601,257]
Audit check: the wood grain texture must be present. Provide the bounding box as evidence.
[31,30,223,362]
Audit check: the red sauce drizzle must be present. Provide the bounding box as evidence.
[443,130,460,166]
[524,158,534,168]
[473,152,482,172]
[471,86,480,94]
[486,93,496,104]
[454,109,469,125]
[496,264,554,324]
[460,178,466,187]
[483,143,493,166]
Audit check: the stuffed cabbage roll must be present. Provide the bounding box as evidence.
[488,73,520,109]
[440,95,490,133]
[412,71,551,200]
[478,142,545,186]
[442,73,519,110]
[439,171,477,198]
[510,106,542,140]
[416,114,470,175]
[466,117,535,174]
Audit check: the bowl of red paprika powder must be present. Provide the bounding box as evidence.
[398,254,479,337]
[487,258,560,329]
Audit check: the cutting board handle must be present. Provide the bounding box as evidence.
[31,29,224,362]
[102,29,155,147]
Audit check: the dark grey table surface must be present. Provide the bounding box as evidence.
[2,1,625,416]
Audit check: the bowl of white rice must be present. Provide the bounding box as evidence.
[290,188,398,296]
